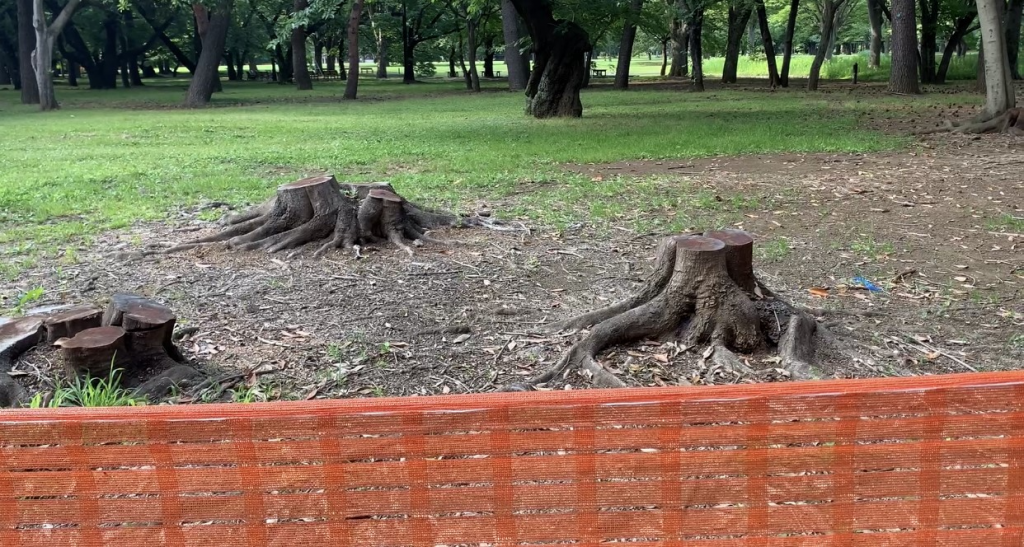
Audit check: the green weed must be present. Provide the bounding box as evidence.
[10,287,45,315]
[30,365,145,408]
[758,238,792,262]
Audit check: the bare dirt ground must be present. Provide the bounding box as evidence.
[3,131,1022,404]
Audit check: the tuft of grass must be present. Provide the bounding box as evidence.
[1009,334,1024,350]
[850,236,895,259]
[10,286,45,315]
[30,366,145,408]
[987,213,1024,232]
[758,238,792,262]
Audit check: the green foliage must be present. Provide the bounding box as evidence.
[31,366,145,408]
[11,287,45,315]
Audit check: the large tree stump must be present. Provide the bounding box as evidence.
[104,294,186,368]
[512,230,853,390]
[166,176,470,257]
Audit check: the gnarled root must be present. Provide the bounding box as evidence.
[505,229,850,391]
[164,177,471,257]
[915,108,1024,136]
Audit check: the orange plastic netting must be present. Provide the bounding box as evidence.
[2,371,1024,546]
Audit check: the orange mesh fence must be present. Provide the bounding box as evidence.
[3,371,1024,546]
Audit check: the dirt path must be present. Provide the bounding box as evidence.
[3,135,1021,403]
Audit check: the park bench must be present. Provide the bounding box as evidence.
[592,68,607,77]
[323,69,339,80]
[360,67,375,76]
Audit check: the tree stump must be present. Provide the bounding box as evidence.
[43,304,103,343]
[56,326,129,377]
[513,230,853,390]
[103,294,186,368]
[166,176,469,257]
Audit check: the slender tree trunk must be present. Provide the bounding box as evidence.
[690,6,705,91]
[18,0,39,104]
[314,41,324,72]
[780,0,800,86]
[510,0,590,118]
[501,0,530,90]
[467,18,480,92]
[722,4,753,83]
[583,48,593,87]
[447,46,457,77]
[185,1,232,107]
[614,0,644,89]
[977,0,1015,114]
[343,0,363,100]
[918,0,938,83]
[225,52,237,80]
[376,33,388,78]
[0,54,9,86]
[101,15,119,88]
[807,0,837,90]
[936,12,975,83]
[338,39,346,79]
[483,36,495,78]
[31,0,81,109]
[661,38,669,75]
[119,32,131,88]
[866,0,883,67]
[68,60,78,86]
[888,0,920,93]
[754,0,779,86]
[403,41,417,82]
[292,0,312,89]
[1006,0,1023,79]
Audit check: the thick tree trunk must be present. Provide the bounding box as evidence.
[343,0,363,100]
[806,0,837,91]
[889,0,920,93]
[1006,0,1023,79]
[754,0,780,86]
[405,42,418,83]
[501,0,530,90]
[690,6,705,91]
[614,0,644,89]
[978,0,1016,114]
[185,2,232,107]
[936,12,976,83]
[918,0,938,83]
[101,15,119,88]
[510,0,590,118]
[669,16,688,77]
[780,0,800,87]
[292,0,313,89]
[18,0,39,104]
[722,4,753,83]
[866,0,883,67]
[376,33,388,78]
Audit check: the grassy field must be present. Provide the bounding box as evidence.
[0,74,979,278]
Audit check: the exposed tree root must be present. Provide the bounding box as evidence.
[915,107,1024,135]
[165,176,475,257]
[504,229,859,391]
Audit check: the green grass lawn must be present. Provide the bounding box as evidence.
[0,74,969,278]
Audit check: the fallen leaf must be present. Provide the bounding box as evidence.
[453,334,471,344]
[653,354,669,364]
[954,265,968,270]
[809,287,830,298]
[954,276,968,282]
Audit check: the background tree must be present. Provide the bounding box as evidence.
[344,0,363,98]
[509,0,590,118]
[500,0,529,89]
[888,0,920,93]
[806,0,848,90]
[292,0,313,89]
[614,0,644,88]
[778,0,799,86]
[721,0,753,83]
[186,0,234,106]
[18,0,40,103]
[31,0,83,110]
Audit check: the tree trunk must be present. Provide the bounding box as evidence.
[225,52,238,80]
[669,16,689,77]
[67,60,78,86]
[18,0,39,104]
[448,46,457,77]
[31,0,81,110]
[466,18,481,92]
[806,0,837,91]
[918,0,938,83]
[661,39,669,75]
[722,4,753,83]
[780,0,800,87]
[510,0,590,118]
[1006,0,1023,79]
[376,33,388,78]
[690,6,705,91]
[583,48,593,87]
[501,0,530,90]
[292,0,312,89]
[866,0,883,67]
[185,2,232,107]
[338,39,346,79]
[977,0,1016,114]
[754,0,780,86]
[614,0,644,89]
[483,36,495,78]
[889,0,920,93]
[343,0,363,100]
[403,41,418,83]
[314,41,324,72]
[936,12,976,83]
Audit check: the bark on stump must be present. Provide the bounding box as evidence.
[511,230,848,390]
[167,176,468,257]
[56,326,129,377]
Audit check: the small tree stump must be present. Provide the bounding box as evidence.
[104,294,185,369]
[56,326,128,377]
[44,305,103,343]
